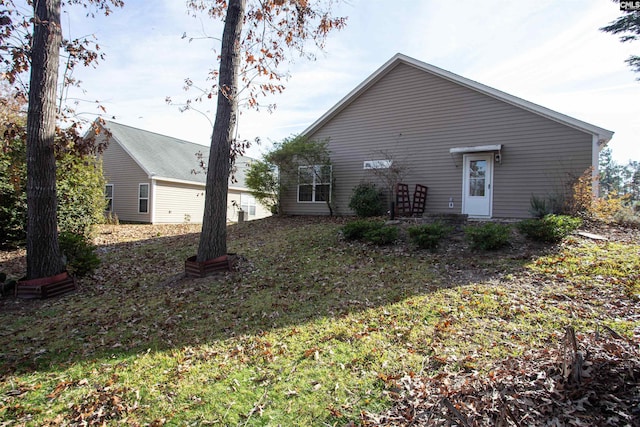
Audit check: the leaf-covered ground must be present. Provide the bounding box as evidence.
[0,217,638,426]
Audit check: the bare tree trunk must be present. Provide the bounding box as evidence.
[25,0,65,279]
[196,0,246,262]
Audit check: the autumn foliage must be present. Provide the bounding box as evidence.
[181,0,346,113]
[567,167,634,223]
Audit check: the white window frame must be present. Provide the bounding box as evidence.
[240,193,257,216]
[297,165,332,203]
[138,183,149,214]
[363,159,392,170]
[105,184,113,212]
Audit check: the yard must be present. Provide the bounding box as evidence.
[0,216,638,426]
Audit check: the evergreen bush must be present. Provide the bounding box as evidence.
[0,133,27,249]
[1,135,105,245]
[341,220,384,241]
[0,272,17,297]
[56,154,106,237]
[348,183,385,217]
[364,225,398,246]
[59,231,101,277]
[517,214,582,243]
[407,222,453,251]
[464,222,512,251]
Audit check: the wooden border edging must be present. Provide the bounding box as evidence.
[16,271,77,299]
[185,254,237,278]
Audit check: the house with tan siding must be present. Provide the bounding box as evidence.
[99,121,271,224]
[280,53,614,219]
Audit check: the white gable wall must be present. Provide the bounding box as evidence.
[101,138,152,223]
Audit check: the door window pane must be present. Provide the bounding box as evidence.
[469,160,486,197]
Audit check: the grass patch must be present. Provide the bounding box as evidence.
[529,239,640,300]
[0,217,638,425]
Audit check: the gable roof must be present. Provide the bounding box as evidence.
[302,53,614,144]
[101,120,253,189]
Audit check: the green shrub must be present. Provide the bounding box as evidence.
[245,159,280,215]
[0,186,26,249]
[1,132,105,245]
[348,183,385,217]
[407,222,453,251]
[364,225,398,246]
[464,222,512,251]
[0,271,17,297]
[342,220,384,241]
[0,132,27,249]
[517,214,582,243]
[529,194,565,218]
[59,231,101,277]
[56,155,106,237]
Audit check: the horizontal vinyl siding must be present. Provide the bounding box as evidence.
[154,181,206,223]
[284,63,593,218]
[101,139,152,223]
[155,184,272,223]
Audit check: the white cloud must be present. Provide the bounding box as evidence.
[57,0,640,163]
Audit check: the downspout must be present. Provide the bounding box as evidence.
[150,176,157,224]
[591,134,600,198]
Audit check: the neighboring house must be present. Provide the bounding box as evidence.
[99,120,271,224]
[281,53,614,219]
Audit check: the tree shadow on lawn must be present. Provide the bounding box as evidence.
[0,216,552,376]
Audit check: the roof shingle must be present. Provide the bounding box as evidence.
[102,120,252,188]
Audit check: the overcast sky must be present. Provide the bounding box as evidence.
[58,0,639,163]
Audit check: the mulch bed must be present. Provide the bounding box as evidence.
[360,327,640,426]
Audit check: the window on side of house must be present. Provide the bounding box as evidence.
[105,184,113,212]
[138,183,149,213]
[297,165,331,203]
[240,193,256,216]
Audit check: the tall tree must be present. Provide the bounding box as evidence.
[599,147,640,204]
[1,0,123,279]
[196,0,246,261]
[600,5,640,76]
[185,0,346,262]
[599,146,626,196]
[25,0,65,278]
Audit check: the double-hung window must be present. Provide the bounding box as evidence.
[105,184,113,212]
[138,183,149,213]
[297,165,331,203]
[240,193,256,216]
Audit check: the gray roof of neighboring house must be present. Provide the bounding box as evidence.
[302,53,614,144]
[101,120,253,189]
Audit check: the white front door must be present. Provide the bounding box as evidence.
[462,153,493,218]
